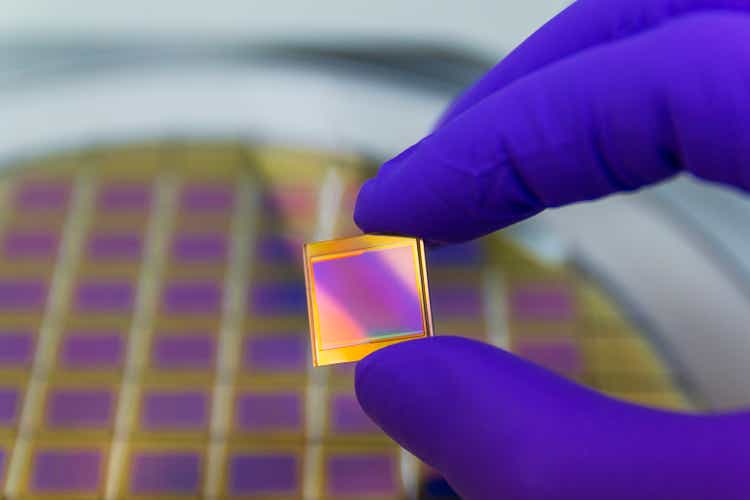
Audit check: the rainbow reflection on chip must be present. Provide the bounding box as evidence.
[303,235,433,366]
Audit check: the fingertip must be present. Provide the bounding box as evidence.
[353,144,420,236]
[354,336,526,499]
[354,337,610,499]
[354,337,440,418]
[353,336,419,414]
[354,336,487,425]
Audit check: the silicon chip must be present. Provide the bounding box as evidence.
[303,235,433,366]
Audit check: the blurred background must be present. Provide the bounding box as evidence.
[2,1,750,499]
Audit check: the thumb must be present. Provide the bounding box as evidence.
[355,336,750,500]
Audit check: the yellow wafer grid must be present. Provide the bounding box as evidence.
[0,141,691,499]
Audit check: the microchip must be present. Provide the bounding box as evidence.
[303,235,433,366]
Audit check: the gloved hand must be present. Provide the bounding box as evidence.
[353,0,750,498]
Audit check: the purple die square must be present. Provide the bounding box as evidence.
[152,335,215,370]
[141,390,208,430]
[243,336,306,374]
[87,233,142,260]
[15,180,70,210]
[229,453,297,495]
[0,388,19,426]
[330,394,379,434]
[427,242,481,266]
[263,188,314,217]
[250,282,306,315]
[162,281,222,314]
[46,389,113,428]
[327,454,398,496]
[516,339,582,376]
[97,183,151,211]
[510,284,575,321]
[31,449,102,493]
[60,333,124,368]
[256,235,301,264]
[235,392,302,432]
[171,233,227,262]
[431,286,483,317]
[3,230,59,258]
[181,184,234,212]
[0,332,34,366]
[341,183,360,211]
[131,452,200,495]
[76,281,134,312]
[0,280,47,310]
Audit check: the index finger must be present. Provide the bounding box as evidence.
[355,13,750,242]
[437,0,750,127]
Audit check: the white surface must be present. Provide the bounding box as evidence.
[3,1,570,58]
[658,177,750,287]
[542,194,750,410]
[0,62,447,163]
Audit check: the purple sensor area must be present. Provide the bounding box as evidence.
[131,452,200,494]
[0,389,20,426]
[31,450,102,492]
[3,231,58,258]
[235,393,303,432]
[311,245,424,348]
[431,286,483,318]
[171,233,227,262]
[327,454,397,496]
[97,183,151,211]
[229,454,297,495]
[516,339,582,376]
[75,282,134,312]
[0,280,47,310]
[510,285,575,321]
[180,185,234,212]
[46,389,113,428]
[0,333,34,366]
[15,180,70,210]
[151,335,214,370]
[162,282,222,314]
[141,391,208,430]
[250,282,306,315]
[243,336,306,373]
[330,394,379,434]
[60,334,123,368]
[87,233,142,260]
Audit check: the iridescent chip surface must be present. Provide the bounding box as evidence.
[313,245,424,349]
[304,235,433,366]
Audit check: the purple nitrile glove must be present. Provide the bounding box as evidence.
[353,0,750,498]
[358,337,750,499]
[355,0,750,244]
